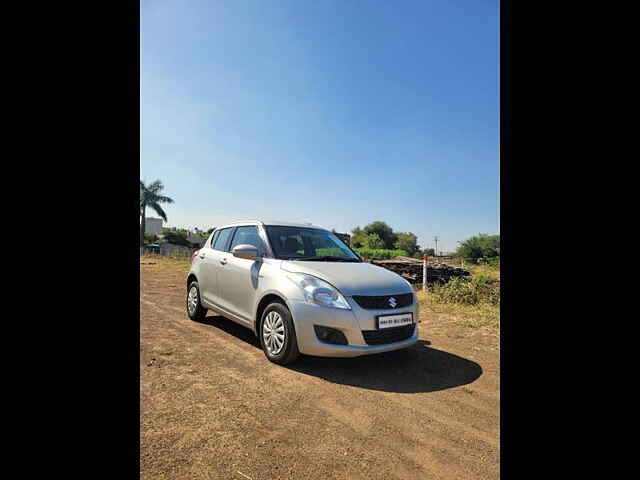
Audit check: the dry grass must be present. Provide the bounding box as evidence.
[464,263,500,281]
[416,266,500,335]
[417,290,500,334]
[140,253,191,273]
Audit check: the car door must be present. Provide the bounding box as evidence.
[196,230,218,305]
[218,225,267,323]
[200,227,234,307]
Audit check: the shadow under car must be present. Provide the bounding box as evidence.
[196,314,483,394]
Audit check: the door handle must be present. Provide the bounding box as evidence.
[220,258,227,265]
[199,253,205,259]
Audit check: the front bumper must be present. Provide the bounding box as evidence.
[289,296,420,358]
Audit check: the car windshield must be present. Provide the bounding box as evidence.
[265,226,361,262]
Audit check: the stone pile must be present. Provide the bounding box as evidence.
[371,256,470,285]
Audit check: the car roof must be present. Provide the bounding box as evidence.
[215,220,329,230]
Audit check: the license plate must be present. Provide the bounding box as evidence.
[376,313,414,330]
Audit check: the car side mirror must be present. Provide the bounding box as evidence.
[232,244,260,261]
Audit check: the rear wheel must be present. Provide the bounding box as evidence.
[260,302,300,365]
[186,282,207,321]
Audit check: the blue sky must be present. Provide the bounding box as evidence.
[141,0,499,253]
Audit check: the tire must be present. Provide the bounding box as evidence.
[186,281,207,322]
[259,302,300,365]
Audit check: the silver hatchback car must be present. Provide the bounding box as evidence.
[186,220,419,365]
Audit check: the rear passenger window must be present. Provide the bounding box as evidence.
[212,228,233,251]
[210,230,220,248]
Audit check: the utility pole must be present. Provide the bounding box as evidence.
[434,236,439,257]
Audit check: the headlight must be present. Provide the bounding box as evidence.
[286,273,351,310]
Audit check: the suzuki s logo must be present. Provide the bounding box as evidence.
[388,297,397,308]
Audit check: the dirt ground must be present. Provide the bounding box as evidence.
[140,260,499,480]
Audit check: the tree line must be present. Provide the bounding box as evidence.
[350,221,499,260]
[350,221,428,257]
[140,180,498,261]
[455,233,499,260]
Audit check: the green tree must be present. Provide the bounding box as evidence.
[143,233,158,244]
[163,230,192,247]
[363,221,397,249]
[455,234,500,260]
[350,226,367,248]
[363,233,385,249]
[423,248,435,256]
[140,180,174,247]
[395,232,419,256]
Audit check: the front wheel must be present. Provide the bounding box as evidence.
[260,302,300,365]
[186,282,207,321]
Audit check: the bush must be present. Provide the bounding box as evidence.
[354,247,407,259]
[430,275,500,306]
[484,257,500,267]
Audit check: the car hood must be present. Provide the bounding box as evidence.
[280,261,412,296]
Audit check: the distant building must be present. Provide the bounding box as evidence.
[145,217,163,235]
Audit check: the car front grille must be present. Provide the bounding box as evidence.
[362,324,415,345]
[352,293,413,310]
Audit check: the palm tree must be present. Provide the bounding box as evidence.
[140,179,174,247]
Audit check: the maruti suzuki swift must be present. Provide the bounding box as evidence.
[186,221,419,365]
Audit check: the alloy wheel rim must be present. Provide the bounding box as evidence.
[262,311,285,355]
[188,286,198,315]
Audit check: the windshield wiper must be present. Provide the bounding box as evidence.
[294,256,361,262]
